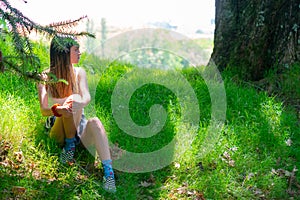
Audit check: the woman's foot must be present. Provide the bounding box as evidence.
[102,159,116,192]
[60,148,75,164]
[103,176,116,193]
[60,137,76,164]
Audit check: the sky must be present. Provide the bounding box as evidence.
[8,0,215,35]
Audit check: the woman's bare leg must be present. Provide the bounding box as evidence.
[80,117,111,161]
[62,116,77,139]
[80,117,116,192]
[49,117,65,146]
[49,115,77,144]
[52,112,81,164]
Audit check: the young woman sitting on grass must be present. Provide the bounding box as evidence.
[37,35,116,193]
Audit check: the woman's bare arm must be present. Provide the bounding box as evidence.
[37,83,52,116]
[71,67,91,108]
[78,67,91,106]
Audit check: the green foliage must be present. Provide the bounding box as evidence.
[0,0,94,80]
[264,63,300,102]
[95,64,180,153]
[0,43,300,199]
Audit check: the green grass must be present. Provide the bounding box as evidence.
[0,62,300,199]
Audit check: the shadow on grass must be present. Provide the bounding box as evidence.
[223,81,300,198]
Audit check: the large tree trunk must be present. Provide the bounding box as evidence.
[0,50,3,73]
[210,0,300,81]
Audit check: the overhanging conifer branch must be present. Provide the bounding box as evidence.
[0,0,95,81]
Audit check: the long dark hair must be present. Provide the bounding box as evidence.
[48,36,79,98]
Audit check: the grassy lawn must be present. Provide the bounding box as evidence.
[0,63,300,199]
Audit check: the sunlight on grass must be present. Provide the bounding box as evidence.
[0,62,300,199]
[260,98,282,131]
[1,96,31,145]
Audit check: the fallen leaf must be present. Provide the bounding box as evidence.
[0,162,8,167]
[285,170,292,177]
[222,151,230,159]
[13,163,20,169]
[140,181,153,187]
[4,143,11,151]
[139,174,155,188]
[194,191,206,200]
[187,190,195,195]
[148,173,155,183]
[228,159,235,167]
[253,188,263,195]
[247,173,255,180]
[271,168,295,178]
[47,177,56,184]
[168,193,177,200]
[174,162,180,169]
[229,146,238,151]
[221,151,235,167]
[176,186,187,194]
[67,161,74,166]
[285,139,292,146]
[32,170,41,179]
[27,162,36,170]
[14,151,23,163]
[12,186,26,195]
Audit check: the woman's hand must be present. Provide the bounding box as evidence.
[63,94,83,113]
[55,105,73,118]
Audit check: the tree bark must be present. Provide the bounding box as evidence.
[0,50,4,73]
[210,0,300,81]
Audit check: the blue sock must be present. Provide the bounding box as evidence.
[64,137,76,151]
[102,159,114,179]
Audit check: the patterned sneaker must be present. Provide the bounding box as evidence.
[45,116,56,132]
[60,148,75,164]
[103,176,116,193]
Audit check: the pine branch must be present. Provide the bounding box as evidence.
[3,0,38,31]
[47,15,88,28]
[0,0,95,80]
[55,30,96,38]
[3,58,41,81]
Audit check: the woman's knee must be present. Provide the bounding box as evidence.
[87,117,105,132]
